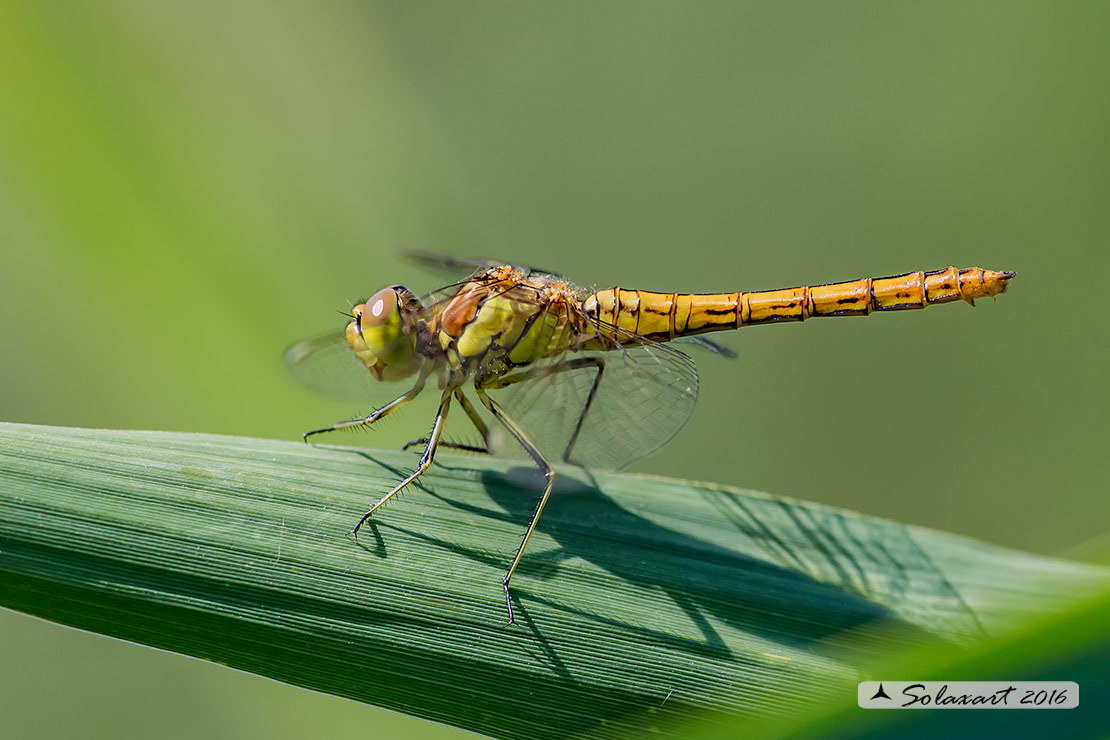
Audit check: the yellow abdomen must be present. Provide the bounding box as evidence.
[584,266,1014,342]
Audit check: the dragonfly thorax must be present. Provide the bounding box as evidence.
[435,270,588,377]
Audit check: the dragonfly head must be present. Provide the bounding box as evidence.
[346,286,422,382]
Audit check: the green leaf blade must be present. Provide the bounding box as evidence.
[0,422,1104,739]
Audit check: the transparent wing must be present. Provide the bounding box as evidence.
[405,249,566,281]
[283,331,423,403]
[493,326,699,471]
[673,334,738,359]
[404,249,503,278]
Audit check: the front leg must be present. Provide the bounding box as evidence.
[303,378,426,441]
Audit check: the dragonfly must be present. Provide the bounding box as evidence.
[285,254,1014,623]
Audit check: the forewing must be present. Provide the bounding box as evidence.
[405,249,566,281]
[283,331,421,403]
[494,330,699,471]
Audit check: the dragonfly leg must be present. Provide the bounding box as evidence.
[402,389,492,454]
[302,378,426,441]
[482,357,605,464]
[559,358,602,464]
[475,386,555,625]
[403,440,488,454]
[349,388,453,536]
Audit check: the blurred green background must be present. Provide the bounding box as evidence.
[1,1,1107,738]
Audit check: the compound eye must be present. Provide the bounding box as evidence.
[362,287,400,329]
